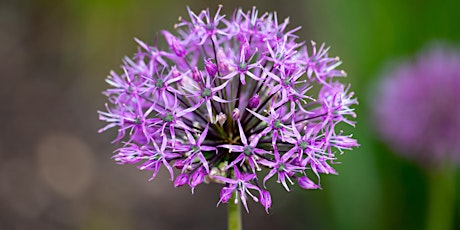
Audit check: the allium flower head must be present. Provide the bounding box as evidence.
[373,44,460,165]
[98,6,358,212]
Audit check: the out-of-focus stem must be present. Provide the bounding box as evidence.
[426,165,455,230]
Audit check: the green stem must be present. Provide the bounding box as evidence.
[228,192,242,230]
[426,166,456,230]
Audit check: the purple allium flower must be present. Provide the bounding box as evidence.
[373,44,460,165]
[98,6,358,212]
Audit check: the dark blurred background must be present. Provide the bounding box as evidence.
[1,0,460,229]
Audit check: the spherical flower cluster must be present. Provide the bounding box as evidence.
[373,44,460,165]
[98,6,358,212]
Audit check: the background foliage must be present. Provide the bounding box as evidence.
[1,0,459,229]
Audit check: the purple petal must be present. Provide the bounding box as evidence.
[226,153,245,169]
[218,144,244,152]
[198,153,210,173]
[212,95,233,103]
[212,79,231,92]
[218,187,234,205]
[185,130,196,145]
[246,71,261,81]
[176,99,203,117]
[268,84,282,96]
[264,69,281,82]
[237,119,248,145]
[201,146,217,153]
[220,71,237,80]
[262,169,277,188]
[297,176,320,189]
[134,37,151,51]
[206,100,213,122]
[258,158,276,168]
[259,190,272,213]
[239,73,247,85]
[233,166,243,179]
[162,158,175,181]
[165,75,182,85]
[190,169,206,193]
[291,121,302,140]
[212,175,237,184]
[246,109,271,123]
[198,123,209,145]
[253,148,271,155]
[282,147,298,161]
[174,173,189,187]
[161,134,167,151]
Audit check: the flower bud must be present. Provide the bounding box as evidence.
[162,31,186,57]
[174,173,189,187]
[171,68,182,78]
[190,168,206,193]
[232,108,240,120]
[259,190,272,213]
[173,159,186,169]
[216,112,227,126]
[297,176,320,189]
[248,94,260,108]
[191,67,203,82]
[205,58,218,77]
[180,75,199,93]
[240,42,251,59]
[217,48,231,74]
[316,160,338,175]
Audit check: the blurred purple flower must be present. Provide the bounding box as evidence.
[98,6,358,212]
[373,44,460,165]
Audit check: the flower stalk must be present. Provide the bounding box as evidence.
[228,192,242,230]
[426,166,456,230]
